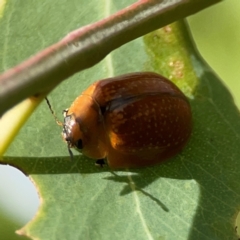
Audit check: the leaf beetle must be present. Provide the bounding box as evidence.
[62,72,192,168]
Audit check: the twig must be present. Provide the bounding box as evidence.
[0,0,221,116]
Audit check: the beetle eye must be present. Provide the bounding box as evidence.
[76,139,83,149]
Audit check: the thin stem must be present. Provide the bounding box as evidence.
[0,0,221,116]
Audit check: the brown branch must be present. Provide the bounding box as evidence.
[0,0,221,116]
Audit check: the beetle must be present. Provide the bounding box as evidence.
[62,72,192,169]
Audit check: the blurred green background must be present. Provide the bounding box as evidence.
[188,0,240,107]
[0,0,239,239]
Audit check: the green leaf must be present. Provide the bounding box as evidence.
[1,1,239,240]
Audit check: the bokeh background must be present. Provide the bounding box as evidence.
[0,0,239,239]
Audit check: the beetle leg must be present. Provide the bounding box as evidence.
[95,159,106,168]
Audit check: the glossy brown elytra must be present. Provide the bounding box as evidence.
[62,72,192,168]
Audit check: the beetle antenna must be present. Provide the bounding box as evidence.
[67,142,74,161]
[62,123,74,161]
[45,97,63,126]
